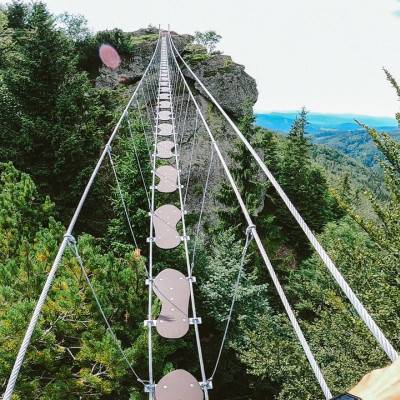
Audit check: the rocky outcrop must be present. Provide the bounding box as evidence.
[182,53,258,118]
[96,29,258,118]
[95,29,259,213]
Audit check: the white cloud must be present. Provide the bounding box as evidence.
[43,0,400,116]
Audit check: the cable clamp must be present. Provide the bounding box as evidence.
[144,383,156,393]
[105,144,112,153]
[187,276,196,283]
[189,317,202,325]
[145,278,154,286]
[199,380,213,390]
[64,234,76,245]
[246,224,256,237]
[147,237,155,243]
[180,235,190,242]
[144,319,157,327]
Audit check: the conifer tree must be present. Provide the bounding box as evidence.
[0,2,118,232]
[216,100,266,233]
[338,70,400,254]
[275,108,334,254]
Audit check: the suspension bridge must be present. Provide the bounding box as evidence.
[2,29,398,400]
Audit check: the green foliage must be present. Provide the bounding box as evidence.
[105,112,151,251]
[131,33,158,46]
[56,12,90,42]
[77,28,135,76]
[1,4,399,399]
[234,77,400,399]
[0,1,121,232]
[238,217,399,399]
[194,228,269,397]
[265,109,342,256]
[193,30,221,54]
[216,100,267,233]
[183,43,210,64]
[337,73,400,255]
[0,163,176,399]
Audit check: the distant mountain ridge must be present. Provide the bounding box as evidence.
[256,112,397,133]
[256,112,399,166]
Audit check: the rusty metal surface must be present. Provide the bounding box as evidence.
[156,165,178,193]
[156,141,175,159]
[155,369,203,400]
[153,204,181,249]
[153,268,190,338]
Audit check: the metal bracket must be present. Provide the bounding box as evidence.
[246,224,257,237]
[200,380,213,390]
[180,235,190,242]
[145,278,154,286]
[144,383,156,393]
[187,276,196,283]
[189,317,202,325]
[144,319,157,327]
[147,237,155,243]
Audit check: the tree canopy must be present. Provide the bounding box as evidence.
[0,2,398,399]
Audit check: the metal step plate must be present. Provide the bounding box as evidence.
[156,141,175,159]
[158,110,172,121]
[157,123,173,136]
[153,204,181,249]
[155,369,203,400]
[159,100,171,109]
[156,165,178,193]
[153,269,190,338]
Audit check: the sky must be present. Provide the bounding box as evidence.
[42,0,400,117]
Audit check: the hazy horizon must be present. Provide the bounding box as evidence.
[255,110,399,119]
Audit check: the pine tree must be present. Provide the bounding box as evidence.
[275,108,334,254]
[0,2,119,233]
[216,101,266,234]
[338,70,400,255]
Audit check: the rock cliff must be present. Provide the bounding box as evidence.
[96,28,259,213]
[96,28,258,119]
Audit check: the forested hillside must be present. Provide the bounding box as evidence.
[0,2,399,400]
[256,111,400,168]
